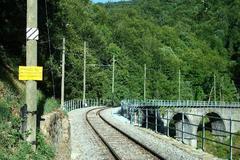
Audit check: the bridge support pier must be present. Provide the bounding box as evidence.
[175,121,198,148]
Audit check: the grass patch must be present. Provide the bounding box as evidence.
[44,98,60,114]
[0,100,11,121]
[197,130,240,159]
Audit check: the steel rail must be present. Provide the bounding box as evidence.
[98,108,165,160]
[86,107,120,160]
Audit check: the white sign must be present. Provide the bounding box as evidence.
[26,27,39,40]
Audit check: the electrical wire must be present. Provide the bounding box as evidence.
[44,0,56,98]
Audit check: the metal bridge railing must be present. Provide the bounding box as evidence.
[62,99,110,112]
[121,99,240,108]
[122,102,240,160]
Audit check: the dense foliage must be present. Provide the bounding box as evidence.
[1,0,240,159]
[0,81,55,159]
[197,130,240,159]
[1,0,240,102]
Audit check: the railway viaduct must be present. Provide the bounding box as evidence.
[121,100,240,148]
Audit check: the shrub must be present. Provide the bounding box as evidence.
[44,98,60,113]
[0,100,11,121]
[0,121,55,160]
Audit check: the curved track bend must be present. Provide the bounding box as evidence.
[86,107,164,160]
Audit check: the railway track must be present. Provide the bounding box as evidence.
[86,107,164,160]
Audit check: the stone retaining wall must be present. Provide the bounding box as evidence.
[40,110,71,160]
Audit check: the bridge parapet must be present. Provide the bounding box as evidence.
[121,99,240,108]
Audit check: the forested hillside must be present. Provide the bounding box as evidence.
[1,0,240,103]
[1,0,240,158]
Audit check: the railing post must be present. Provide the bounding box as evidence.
[202,115,205,151]
[72,100,74,110]
[229,118,233,160]
[69,101,71,111]
[64,101,66,111]
[69,100,71,111]
[146,108,148,129]
[74,100,76,110]
[167,109,169,136]
[75,100,76,110]
[130,108,132,125]
[138,108,141,127]
[68,100,70,111]
[67,101,69,111]
[155,108,158,132]
[182,112,184,143]
[134,110,137,125]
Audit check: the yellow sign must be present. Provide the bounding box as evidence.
[19,66,43,81]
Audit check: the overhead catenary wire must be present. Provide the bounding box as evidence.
[44,0,55,98]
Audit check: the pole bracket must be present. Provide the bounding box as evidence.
[27,111,37,115]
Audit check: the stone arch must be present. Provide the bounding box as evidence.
[204,112,226,136]
[196,112,227,149]
[169,113,194,141]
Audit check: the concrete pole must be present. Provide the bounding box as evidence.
[222,77,224,101]
[26,0,37,150]
[219,77,222,102]
[178,69,181,101]
[112,55,115,106]
[214,73,216,102]
[83,42,86,104]
[61,38,65,109]
[144,64,146,101]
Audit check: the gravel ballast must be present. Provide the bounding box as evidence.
[101,107,220,160]
[68,107,114,160]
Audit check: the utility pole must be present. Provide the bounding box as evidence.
[219,77,222,101]
[222,77,224,101]
[178,69,181,101]
[214,73,216,102]
[144,64,147,101]
[26,0,37,150]
[61,38,65,109]
[83,41,86,104]
[112,55,115,106]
